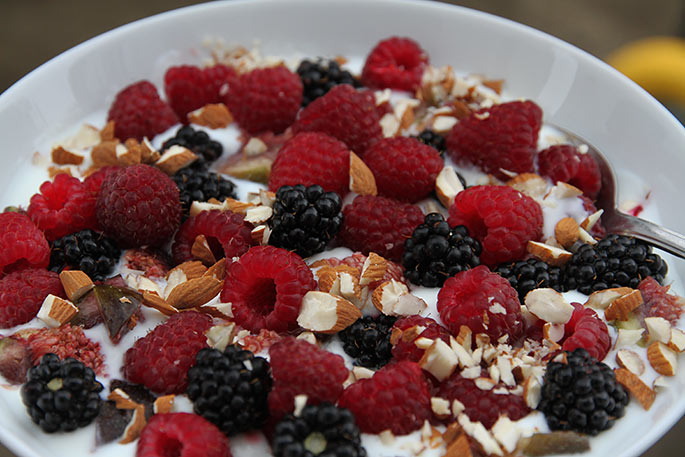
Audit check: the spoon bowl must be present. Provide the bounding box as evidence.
[553,125,685,259]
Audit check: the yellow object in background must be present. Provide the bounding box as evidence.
[608,37,685,111]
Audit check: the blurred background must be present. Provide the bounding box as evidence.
[0,0,684,456]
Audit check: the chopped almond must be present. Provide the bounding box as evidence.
[604,290,643,321]
[59,270,94,302]
[614,368,656,410]
[349,151,377,195]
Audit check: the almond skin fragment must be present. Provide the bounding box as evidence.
[59,270,95,302]
[297,291,362,334]
[165,276,223,309]
[614,368,656,410]
[604,290,643,321]
[349,151,377,196]
[647,341,678,376]
[554,217,580,249]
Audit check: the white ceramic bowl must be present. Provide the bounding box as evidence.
[1,1,684,456]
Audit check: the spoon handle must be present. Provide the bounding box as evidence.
[603,210,685,259]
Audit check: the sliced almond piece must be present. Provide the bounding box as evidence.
[653,376,668,390]
[669,327,685,352]
[523,376,542,409]
[297,291,361,334]
[188,103,233,128]
[554,217,580,249]
[577,226,598,244]
[418,339,458,381]
[616,349,645,376]
[153,395,175,414]
[140,137,160,164]
[191,234,218,265]
[359,252,387,286]
[491,416,521,454]
[647,341,678,376]
[545,182,583,200]
[526,241,572,267]
[51,146,84,165]
[119,139,142,165]
[108,389,140,411]
[506,173,548,200]
[203,258,227,281]
[644,316,672,344]
[91,140,119,166]
[251,224,271,245]
[166,276,223,309]
[167,261,207,281]
[59,270,94,302]
[349,151,377,196]
[584,287,633,310]
[189,200,226,217]
[141,291,178,316]
[614,328,645,348]
[524,288,574,324]
[205,323,236,352]
[244,205,273,225]
[604,290,643,321]
[155,145,198,175]
[37,295,78,328]
[542,322,565,343]
[435,166,464,208]
[119,404,146,444]
[614,368,656,410]
[581,210,604,232]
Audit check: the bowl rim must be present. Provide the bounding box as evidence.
[0,1,684,457]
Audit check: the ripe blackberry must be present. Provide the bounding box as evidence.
[269,184,343,258]
[297,59,361,107]
[495,258,565,302]
[272,402,367,457]
[538,348,629,436]
[338,314,397,369]
[414,128,446,157]
[162,125,223,168]
[49,229,121,281]
[565,235,668,295]
[20,353,103,433]
[172,167,237,217]
[186,345,271,436]
[402,213,481,287]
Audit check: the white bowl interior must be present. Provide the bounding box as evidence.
[1,1,684,456]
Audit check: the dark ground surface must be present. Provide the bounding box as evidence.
[0,0,684,456]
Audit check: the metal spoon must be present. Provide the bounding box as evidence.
[553,125,685,259]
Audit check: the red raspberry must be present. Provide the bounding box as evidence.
[561,302,611,361]
[136,412,232,457]
[268,132,350,196]
[268,337,349,421]
[16,324,105,376]
[391,315,451,363]
[0,213,50,276]
[363,137,443,202]
[164,63,237,120]
[639,276,684,325]
[338,360,431,435]
[171,210,253,265]
[293,84,383,156]
[96,164,182,248]
[361,37,428,92]
[107,80,179,141]
[437,266,524,343]
[437,372,530,429]
[446,100,542,180]
[83,166,121,195]
[123,311,212,394]
[224,66,302,134]
[447,185,543,266]
[123,249,169,278]
[27,174,98,241]
[339,195,424,262]
[220,246,316,333]
[0,268,64,328]
[538,145,601,200]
